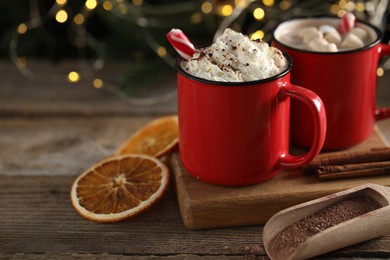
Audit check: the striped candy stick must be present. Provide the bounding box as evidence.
[337,12,356,35]
[166,29,196,60]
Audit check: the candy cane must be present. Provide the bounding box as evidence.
[337,12,356,35]
[166,29,196,60]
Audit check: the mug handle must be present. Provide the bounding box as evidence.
[278,84,327,168]
[374,43,390,120]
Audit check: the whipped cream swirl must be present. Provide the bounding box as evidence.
[182,28,287,82]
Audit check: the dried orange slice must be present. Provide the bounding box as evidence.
[116,115,179,158]
[70,154,169,223]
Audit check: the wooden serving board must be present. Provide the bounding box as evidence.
[170,126,390,230]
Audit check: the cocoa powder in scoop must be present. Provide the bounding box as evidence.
[269,196,382,259]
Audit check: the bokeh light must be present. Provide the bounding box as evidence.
[157,46,167,57]
[201,2,213,14]
[85,0,98,10]
[262,0,274,7]
[56,0,67,5]
[132,0,143,6]
[55,10,68,23]
[73,14,85,25]
[93,78,104,88]
[250,30,265,40]
[377,68,384,77]
[220,4,233,16]
[17,23,27,34]
[191,13,202,24]
[68,71,80,83]
[279,0,291,10]
[103,1,113,11]
[253,8,265,20]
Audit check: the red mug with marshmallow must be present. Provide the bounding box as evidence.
[273,15,390,150]
[170,28,327,186]
[177,55,326,186]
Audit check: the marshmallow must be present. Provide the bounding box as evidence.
[350,27,368,41]
[327,43,338,52]
[308,38,338,52]
[324,31,342,44]
[298,27,323,44]
[341,33,364,49]
[319,25,337,33]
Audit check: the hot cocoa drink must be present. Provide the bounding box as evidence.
[276,17,377,52]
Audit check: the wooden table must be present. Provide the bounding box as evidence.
[1,61,390,259]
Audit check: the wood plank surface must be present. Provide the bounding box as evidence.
[0,175,264,256]
[0,116,158,176]
[1,175,390,258]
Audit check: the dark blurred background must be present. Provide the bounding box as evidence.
[0,0,388,99]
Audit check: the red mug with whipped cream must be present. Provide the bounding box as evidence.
[176,29,326,186]
[273,16,390,150]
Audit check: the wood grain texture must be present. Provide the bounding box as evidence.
[0,61,177,116]
[0,176,264,256]
[171,128,390,230]
[0,116,160,176]
[0,175,389,258]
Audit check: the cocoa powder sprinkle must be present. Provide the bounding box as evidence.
[269,196,382,259]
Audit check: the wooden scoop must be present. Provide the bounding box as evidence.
[263,183,390,260]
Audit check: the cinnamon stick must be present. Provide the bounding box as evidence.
[303,147,390,175]
[302,147,390,181]
[317,167,390,180]
[316,161,390,180]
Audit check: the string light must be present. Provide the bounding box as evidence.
[56,0,67,5]
[132,0,143,6]
[338,0,347,9]
[10,0,378,107]
[191,13,202,24]
[73,14,85,25]
[55,10,68,23]
[338,9,346,17]
[330,4,340,14]
[253,8,265,20]
[118,3,128,14]
[262,0,274,7]
[201,2,213,14]
[346,1,355,11]
[279,0,291,10]
[157,46,167,57]
[68,71,80,83]
[250,30,264,40]
[219,4,233,16]
[356,2,365,12]
[17,23,28,34]
[85,0,98,10]
[377,68,384,77]
[93,78,104,88]
[103,1,113,11]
